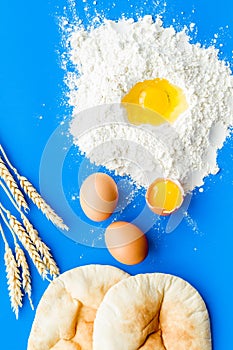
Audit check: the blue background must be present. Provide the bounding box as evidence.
[0,0,233,349]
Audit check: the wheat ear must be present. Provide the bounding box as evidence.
[22,216,59,278]
[19,176,68,231]
[15,243,34,310]
[0,204,48,280]
[0,144,68,231]
[0,224,23,319]
[0,179,59,279]
[0,156,29,212]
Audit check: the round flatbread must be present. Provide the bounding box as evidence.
[93,273,211,349]
[27,264,129,350]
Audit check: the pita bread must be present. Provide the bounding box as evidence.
[27,264,129,350]
[93,273,212,349]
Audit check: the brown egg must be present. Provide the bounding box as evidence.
[80,173,118,222]
[105,221,148,265]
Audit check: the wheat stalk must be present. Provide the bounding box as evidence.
[15,243,34,310]
[0,224,23,319]
[0,156,29,212]
[0,144,64,317]
[0,204,48,280]
[0,179,60,279]
[0,144,68,231]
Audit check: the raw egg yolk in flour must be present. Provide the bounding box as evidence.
[122,78,188,126]
[146,178,184,216]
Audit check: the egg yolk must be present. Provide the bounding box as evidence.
[122,78,188,126]
[146,178,184,216]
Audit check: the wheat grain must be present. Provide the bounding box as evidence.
[0,157,29,212]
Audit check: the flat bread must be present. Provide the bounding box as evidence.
[27,264,129,350]
[93,273,212,349]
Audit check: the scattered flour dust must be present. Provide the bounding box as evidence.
[64,15,233,192]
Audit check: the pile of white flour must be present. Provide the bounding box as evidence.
[64,15,233,192]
